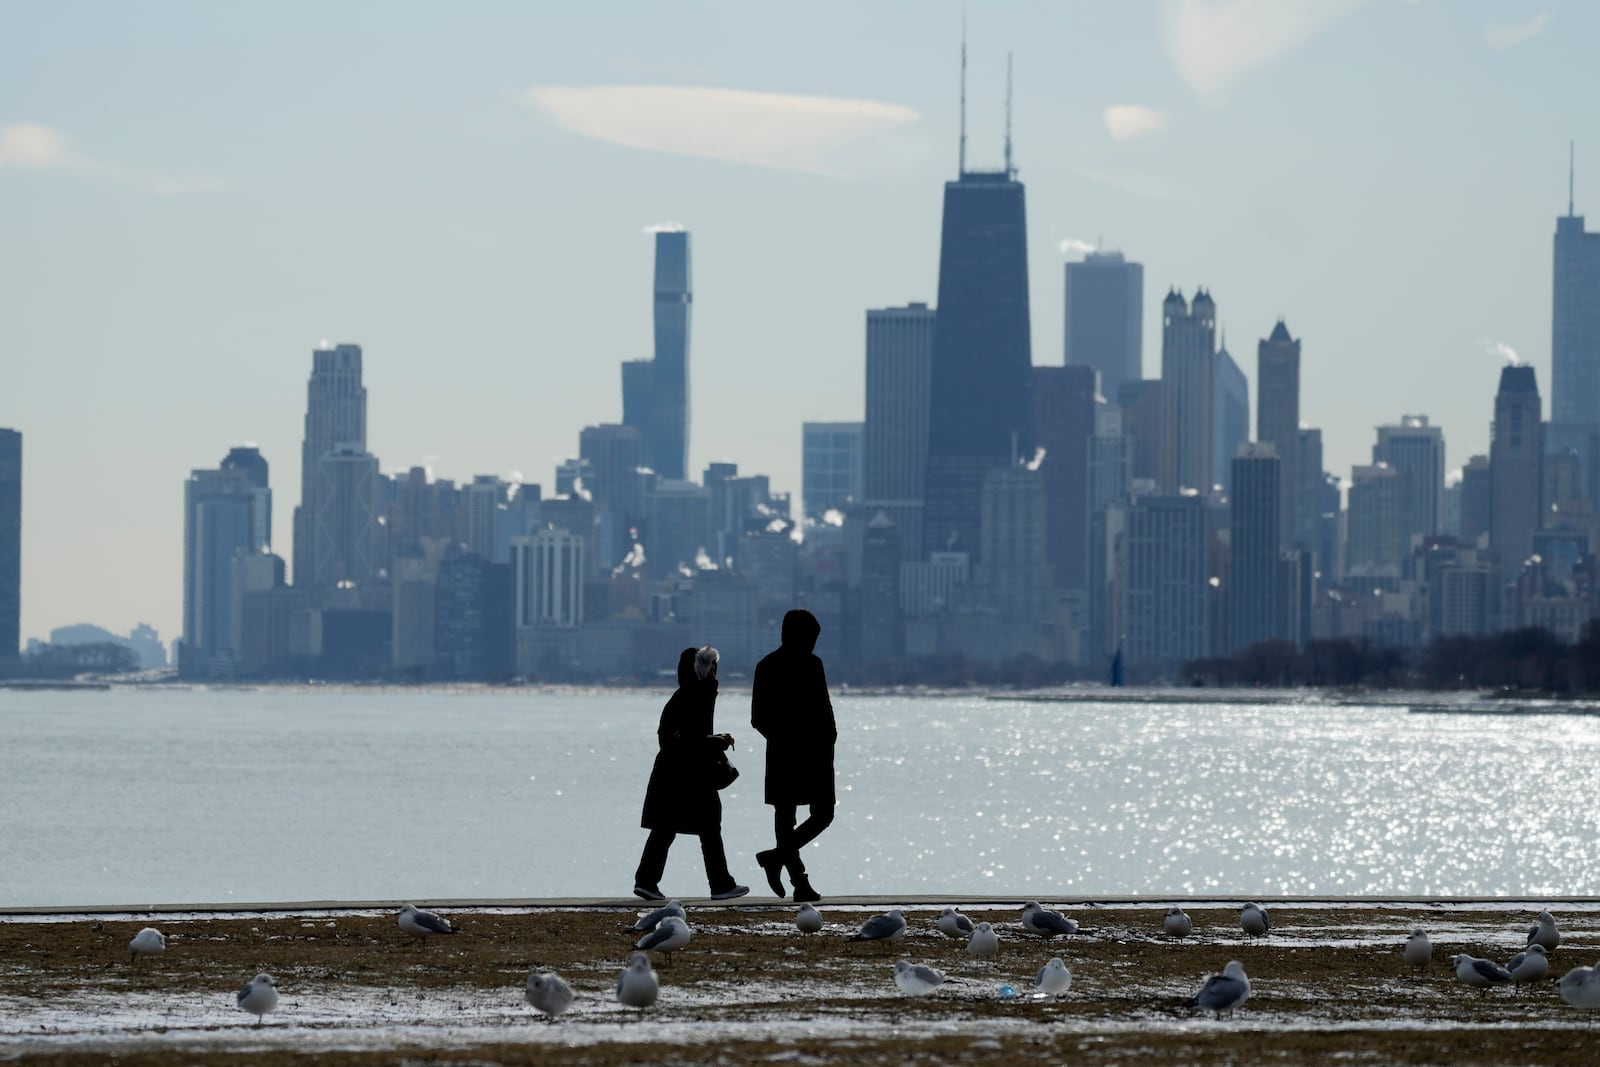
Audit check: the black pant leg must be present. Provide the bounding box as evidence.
[634,828,675,889]
[699,829,734,893]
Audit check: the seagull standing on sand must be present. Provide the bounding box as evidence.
[127,927,165,964]
[635,915,691,964]
[1163,907,1193,938]
[1506,944,1549,989]
[236,973,278,1026]
[1555,961,1600,1010]
[1403,928,1432,972]
[1021,902,1079,937]
[525,971,575,1020]
[1240,903,1269,937]
[893,960,948,995]
[1452,953,1513,993]
[966,922,1000,960]
[1527,910,1561,952]
[938,907,975,940]
[1191,961,1251,1018]
[794,903,823,934]
[616,953,659,1010]
[848,909,907,947]
[398,904,458,938]
[1034,957,1072,996]
[630,900,686,933]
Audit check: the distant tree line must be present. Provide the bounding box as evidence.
[1184,623,1600,694]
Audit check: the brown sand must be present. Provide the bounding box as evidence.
[2,903,1597,1065]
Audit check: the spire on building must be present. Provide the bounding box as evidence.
[1004,52,1014,179]
[958,20,967,175]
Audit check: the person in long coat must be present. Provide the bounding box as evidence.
[633,646,749,901]
[750,609,836,903]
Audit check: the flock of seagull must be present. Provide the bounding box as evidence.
[117,900,1600,1026]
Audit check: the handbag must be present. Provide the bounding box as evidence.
[709,749,740,790]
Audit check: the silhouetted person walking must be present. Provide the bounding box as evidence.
[751,609,836,903]
[633,646,749,901]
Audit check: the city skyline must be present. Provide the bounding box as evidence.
[2,1,1595,644]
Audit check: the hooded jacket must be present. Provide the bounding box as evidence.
[750,610,837,806]
[639,647,728,834]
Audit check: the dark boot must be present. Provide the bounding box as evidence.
[791,873,822,904]
[755,849,787,898]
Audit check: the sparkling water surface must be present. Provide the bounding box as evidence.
[1,687,1596,906]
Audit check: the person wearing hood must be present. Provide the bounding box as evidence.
[633,646,750,901]
[750,609,837,903]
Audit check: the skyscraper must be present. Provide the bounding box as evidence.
[1257,321,1301,552]
[863,302,935,562]
[802,422,864,519]
[1296,427,1324,569]
[1064,250,1142,400]
[1213,343,1248,495]
[1373,415,1445,556]
[312,444,383,589]
[650,230,692,480]
[182,450,273,677]
[0,428,18,661]
[293,343,366,587]
[1551,153,1600,504]
[1229,443,1282,652]
[923,58,1032,559]
[1124,494,1209,669]
[1033,365,1097,591]
[1489,365,1544,578]
[1159,289,1216,495]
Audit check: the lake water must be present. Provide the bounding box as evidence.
[2,687,1597,907]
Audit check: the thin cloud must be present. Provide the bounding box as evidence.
[1485,13,1549,50]
[0,122,225,195]
[1159,0,1372,100]
[1104,105,1171,141]
[1076,167,1190,202]
[520,85,922,178]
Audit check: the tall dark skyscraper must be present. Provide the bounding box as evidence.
[1489,365,1544,578]
[1551,152,1600,504]
[1228,443,1282,653]
[651,230,692,480]
[1064,250,1143,400]
[293,343,366,587]
[863,302,934,563]
[1257,321,1301,552]
[1033,365,1097,591]
[0,428,19,660]
[1213,342,1248,495]
[1159,289,1215,494]
[924,54,1032,559]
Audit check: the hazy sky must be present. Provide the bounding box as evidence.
[2,0,1591,648]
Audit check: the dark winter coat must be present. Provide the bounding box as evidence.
[639,648,730,835]
[751,610,837,806]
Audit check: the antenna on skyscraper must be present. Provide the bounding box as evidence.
[1570,140,1576,216]
[1004,52,1015,178]
[958,16,968,175]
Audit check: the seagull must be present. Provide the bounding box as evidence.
[236,973,278,1026]
[1452,953,1513,993]
[525,971,575,1020]
[1555,960,1600,1010]
[893,960,948,995]
[127,927,165,964]
[1526,910,1561,952]
[635,915,691,964]
[849,909,907,947]
[1403,928,1433,973]
[616,953,659,1010]
[966,921,1000,960]
[794,903,823,934]
[630,900,686,933]
[1240,903,1269,937]
[938,907,975,940]
[1192,961,1251,1019]
[1163,907,1193,938]
[1506,944,1550,989]
[1021,901,1079,937]
[1034,957,1072,996]
[398,904,458,938]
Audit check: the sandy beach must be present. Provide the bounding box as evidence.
[2,898,1597,1065]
